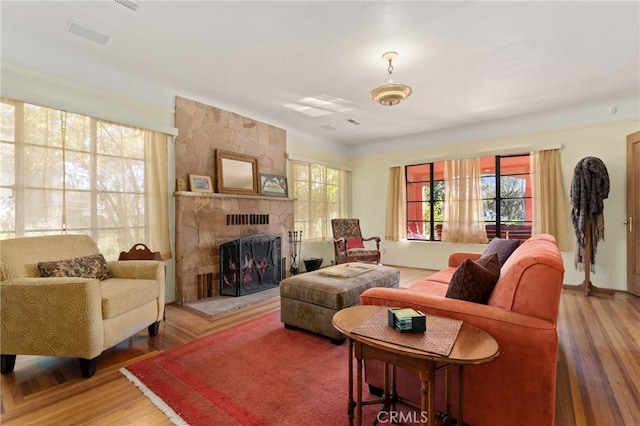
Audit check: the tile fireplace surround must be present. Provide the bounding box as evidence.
[175,191,293,304]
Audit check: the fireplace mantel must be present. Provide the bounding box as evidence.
[174,191,294,202]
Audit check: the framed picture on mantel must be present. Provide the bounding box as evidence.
[189,174,213,193]
[260,173,288,198]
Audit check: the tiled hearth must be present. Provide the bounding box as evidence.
[175,191,293,304]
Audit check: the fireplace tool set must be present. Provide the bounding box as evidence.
[288,230,302,275]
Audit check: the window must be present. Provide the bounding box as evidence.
[480,154,532,240]
[0,98,169,259]
[406,154,531,241]
[406,162,445,240]
[290,160,348,241]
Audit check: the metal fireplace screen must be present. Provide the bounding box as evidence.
[219,233,282,296]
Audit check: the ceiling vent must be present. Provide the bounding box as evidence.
[65,20,110,45]
[114,0,143,12]
[346,118,361,126]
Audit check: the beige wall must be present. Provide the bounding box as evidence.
[286,142,352,171]
[350,118,639,291]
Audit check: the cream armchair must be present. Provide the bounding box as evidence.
[0,234,165,378]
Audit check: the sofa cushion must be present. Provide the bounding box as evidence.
[100,278,159,319]
[446,253,500,304]
[407,280,449,297]
[38,254,113,281]
[422,267,457,285]
[482,238,521,265]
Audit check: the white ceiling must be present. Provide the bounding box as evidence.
[1,1,639,156]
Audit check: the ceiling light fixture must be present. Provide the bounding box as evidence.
[369,51,413,107]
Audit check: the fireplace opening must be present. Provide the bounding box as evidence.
[219,233,282,297]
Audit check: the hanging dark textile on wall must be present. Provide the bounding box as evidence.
[570,156,609,271]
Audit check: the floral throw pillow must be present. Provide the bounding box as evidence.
[38,254,113,281]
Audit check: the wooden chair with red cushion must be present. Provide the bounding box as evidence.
[331,218,381,265]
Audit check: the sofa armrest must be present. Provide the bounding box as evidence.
[0,277,104,359]
[448,252,482,267]
[108,260,164,280]
[362,236,381,251]
[107,260,165,320]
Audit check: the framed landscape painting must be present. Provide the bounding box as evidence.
[260,174,288,198]
[189,174,213,193]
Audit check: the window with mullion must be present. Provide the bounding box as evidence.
[406,163,445,241]
[406,153,530,242]
[0,98,151,259]
[487,154,532,239]
[291,160,347,242]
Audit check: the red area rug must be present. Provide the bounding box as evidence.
[122,311,400,425]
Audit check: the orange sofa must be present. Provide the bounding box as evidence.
[360,234,564,425]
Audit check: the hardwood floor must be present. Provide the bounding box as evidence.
[1,266,638,425]
[555,289,640,425]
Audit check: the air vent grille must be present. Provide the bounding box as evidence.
[66,21,110,45]
[114,0,142,12]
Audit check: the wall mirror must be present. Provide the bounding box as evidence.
[215,150,260,195]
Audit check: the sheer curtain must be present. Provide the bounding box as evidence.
[441,158,488,243]
[145,130,171,259]
[385,166,406,241]
[290,160,348,242]
[0,99,172,260]
[531,149,569,250]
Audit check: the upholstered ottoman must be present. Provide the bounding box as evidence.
[280,263,400,342]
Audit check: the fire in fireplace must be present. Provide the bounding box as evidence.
[219,233,282,296]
